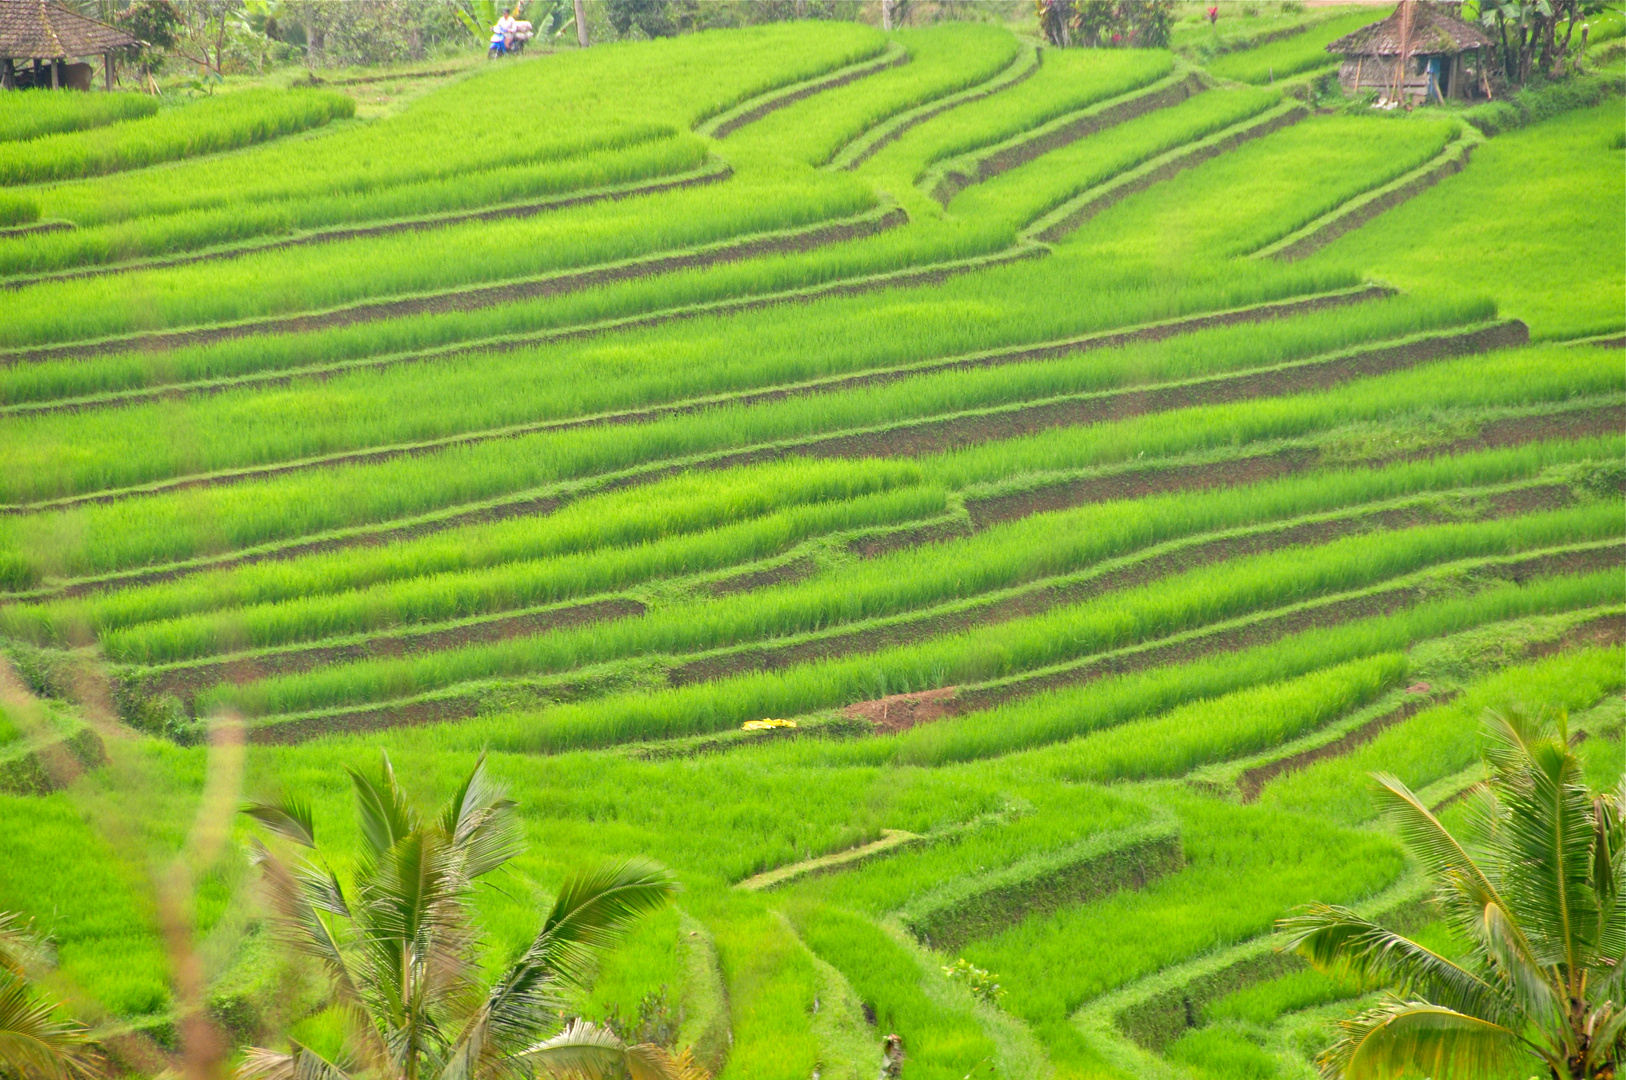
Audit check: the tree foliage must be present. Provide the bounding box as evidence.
[1036,0,1174,48]
[1280,708,1625,1079]
[239,753,695,1080]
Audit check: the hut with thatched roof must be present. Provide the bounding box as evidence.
[0,0,138,91]
[1327,3,1495,103]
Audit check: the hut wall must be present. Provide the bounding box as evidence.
[1339,55,1398,93]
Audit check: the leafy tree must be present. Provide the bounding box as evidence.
[1280,708,1624,1079]
[0,913,100,1080]
[1035,0,1173,48]
[239,754,699,1080]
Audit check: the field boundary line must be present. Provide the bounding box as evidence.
[134,475,1561,694]
[5,273,1371,421]
[233,540,1624,741]
[698,42,907,139]
[3,285,1397,510]
[833,41,1041,171]
[0,201,908,366]
[14,394,1617,605]
[0,157,735,291]
[926,67,1205,206]
[665,478,1579,688]
[1070,859,1431,1072]
[898,818,1183,951]
[1252,128,1481,262]
[1029,99,1307,243]
[735,829,926,892]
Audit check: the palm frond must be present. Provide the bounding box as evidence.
[0,971,100,1080]
[527,859,680,991]
[1483,708,1600,974]
[237,1043,355,1080]
[437,753,523,881]
[515,1020,681,1080]
[347,753,416,861]
[242,795,318,849]
[1278,904,1515,1024]
[1369,773,1513,949]
[0,914,48,978]
[1478,899,1561,1029]
[1318,1000,1539,1080]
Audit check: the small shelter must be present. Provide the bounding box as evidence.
[1327,3,1495,103]
[0,0,138,91]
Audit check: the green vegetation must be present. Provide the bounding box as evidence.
[0,12,1618,1080]
[0,89,354,185]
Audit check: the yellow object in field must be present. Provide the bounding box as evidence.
[741,718,798,731]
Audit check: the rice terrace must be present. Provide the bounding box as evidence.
[0,0,1621,1077]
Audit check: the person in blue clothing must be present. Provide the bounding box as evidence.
[489,12,517,58]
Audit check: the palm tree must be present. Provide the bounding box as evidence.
[0,912,100,1080]
[1279,708,1624,1080]
[240,753,702,1080]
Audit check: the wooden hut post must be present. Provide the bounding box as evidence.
[1,58,13,89]
[104,50,113,90]
[50,57,58,88]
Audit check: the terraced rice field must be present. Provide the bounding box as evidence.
[0,14,1621,1080]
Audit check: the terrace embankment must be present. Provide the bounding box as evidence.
[138,596,643,704]
[0,206,907,365]
[667,483,1573,687]
[947,543,1625,716]
[1235,689,1461,802]
[0,162,735,291]
[1032,103,1308,242]
[930,72,1205,205]
[966,400,1621,528]
[703,44,907,139]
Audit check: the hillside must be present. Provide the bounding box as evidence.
[0,10,1621,1080]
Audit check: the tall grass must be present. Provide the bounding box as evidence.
[0,135,709,277]
[8,459,930,640]
[0,89,354,185]
[964,793,1403,1041]
[729,22,1020,167]
[203,503,1618,718]
[436,566,1621,756]
[0,92,157,143]
[4,344,1614,585]
[1,289,1482,504]
[1258,647,1626,823]
[1204,10,1380,84]
[1309,102,1626,340]
[13,22,882,238]
[0,165,875,349]
[867,46,1173,182]
[1066,113,1458,260]
[950,85,1281,231]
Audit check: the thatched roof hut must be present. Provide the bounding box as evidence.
[1327,3,1495,102]
[0,0,138,91]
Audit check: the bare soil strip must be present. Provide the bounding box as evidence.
[966,401,1622,528]
[5,285,1388,509]
[931,72,1205,205]
[1235,690,1462,802]
[0,221,71,240]
[947,544,1624,717]
[1262,140,1475,262]
[704,45,908,139]
[843,686,959,733]
[839,45,1041,170]
[1526,611,1626,658]
[707,555,820,596]
[667,484,1572,687]
[1033,104,1308,243]
[0,206,907,366]
[243,541,1620,744]
[847,517,973,558]
[0,162,734,291]
[141,596,643,704]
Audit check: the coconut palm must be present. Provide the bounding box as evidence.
[1279,708,1624,1080]
[0,912,100,1080]
[239,753,698,1080]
